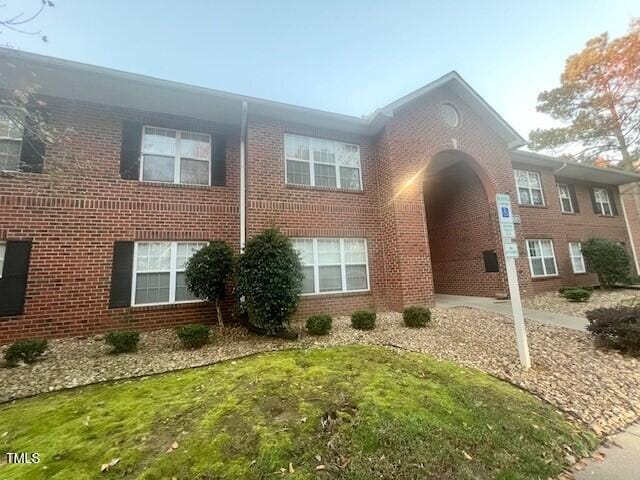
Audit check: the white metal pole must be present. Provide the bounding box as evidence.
[505,256,531,368]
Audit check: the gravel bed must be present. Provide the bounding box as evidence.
[1,308,639,437]
[523,288,640,317]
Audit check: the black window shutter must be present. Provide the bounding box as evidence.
[590,188,601,214]
[120,121,143,180]
[0,240,32,316]
[608,188,619,216]
[19,116,46,173]
[109,241,134,308]
[211,133,226,186]
[568,184,579,213]
[483,250,500,273]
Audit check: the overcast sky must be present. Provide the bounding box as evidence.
[2,0,637,142]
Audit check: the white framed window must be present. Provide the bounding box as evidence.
[292,238,369,295]
[284,134,362,190]
[593,188,613,216]
[132,241,206,306]
[569,242,586,274]
[0,242,5,277]
[515,169,544,206]
[526,239,558,278]
[557,184,574,213]
[0,109,24,172]
[141,126,211,186]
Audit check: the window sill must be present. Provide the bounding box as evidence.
[530,275,561,281]
[518,204,547,209]
[125,179,226,190]
[285,183,364,195]
[561,211,577,215]
[301,289,371,299]
[596,214,617,219]
[129,300,207,312]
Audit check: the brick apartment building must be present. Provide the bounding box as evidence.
[1,48,639,343]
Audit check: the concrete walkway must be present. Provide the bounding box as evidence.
[574,423,640,479]
[435,294,588,331]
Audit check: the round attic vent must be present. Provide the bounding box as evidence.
[440,103,460,128]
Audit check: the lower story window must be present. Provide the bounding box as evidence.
[569,242,586,274]
[292,238,369,295]
[526,239,558,277]
[0,241,5,276]
[132,241,206,305]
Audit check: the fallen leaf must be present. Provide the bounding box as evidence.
[462,450,472,461]
[289,462,295,473]
[315,465,326,470]
[314,454,322,462]
[172,442,179,450]
[300,417,307,423]
[100,458,119,472]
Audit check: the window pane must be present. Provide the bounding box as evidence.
[176,242,206,270]
[285,135,309,161]
[0,140,21,171]
[340,167,361,190]
[602,202,612,216]
[314,163,337,187]
[143,154,175,182]
[135,272,170,304]
[516,171,529,187]
[301,266,315,294]
[312,139,335,164]
[180,132,210,160]
[286,160,311,185]
[175,272,198,301]
[319,265,342,292]
[143,127,176,156]
[531,189,543,205]
[528,172,541,188]
[531,258,545,277]
[180,158,209,185]
[317,239,341,265]
[137,242,171,272]
[293,239,314,265]
[344,239,366,264]
[569,242,581,257]
[572,256,585,273]
[346,265,367,290]
[543,258,557,275]
[0,110,23,139]
[0,243,4,277]
[561,197,572,212]
[527,241,539,257]
[337,143,360,168]
[539,240,553,257]
[518,188,531,205]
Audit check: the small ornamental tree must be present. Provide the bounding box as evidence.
[581,238,631,288]
[185,241,235,328]
[237,228,303,334]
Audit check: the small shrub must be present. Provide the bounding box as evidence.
[105,331,140,354]
[560,287,592,302]
[582,238,631,288]
[351,310,376,330]
[237,228,304,335]
[305,315,333,336]
[176,324,211,349]
[558,285,594,294]
[586,306,640,354]
[403,306,431,327]
[4,339,48,366]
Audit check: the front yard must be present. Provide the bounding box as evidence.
[522,288,640,318]
[0,346,596,479]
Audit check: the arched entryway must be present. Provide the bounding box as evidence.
[423,150,505,297]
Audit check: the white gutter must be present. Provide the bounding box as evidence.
[240,101,248,251]
[552,162,568,176]
[620,189,640,274]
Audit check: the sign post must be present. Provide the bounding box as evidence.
[496,194,531,369]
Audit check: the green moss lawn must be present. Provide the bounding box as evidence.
[0,346,596,479]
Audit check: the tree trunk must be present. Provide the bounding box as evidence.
[215,299,224,329]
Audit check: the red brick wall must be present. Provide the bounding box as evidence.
[621,185,640,275]
[424,162,505,296]
[0,96,240,343]
[514,162,632,294]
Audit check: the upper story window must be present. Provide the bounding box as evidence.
[0,110,24,172]
[284,134,362,190]
[557,183,574,213]
[593,188,613,216]
[141,126,211,185]
[515,169,544,206]
[132,241,206,306]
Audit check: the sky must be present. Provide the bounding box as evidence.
[1,0,637,141]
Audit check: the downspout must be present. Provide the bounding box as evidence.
[552,162,568,176]
[240,101,248,251]
[620,187,640,274]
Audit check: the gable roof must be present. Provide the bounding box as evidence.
[0,48,524,146]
